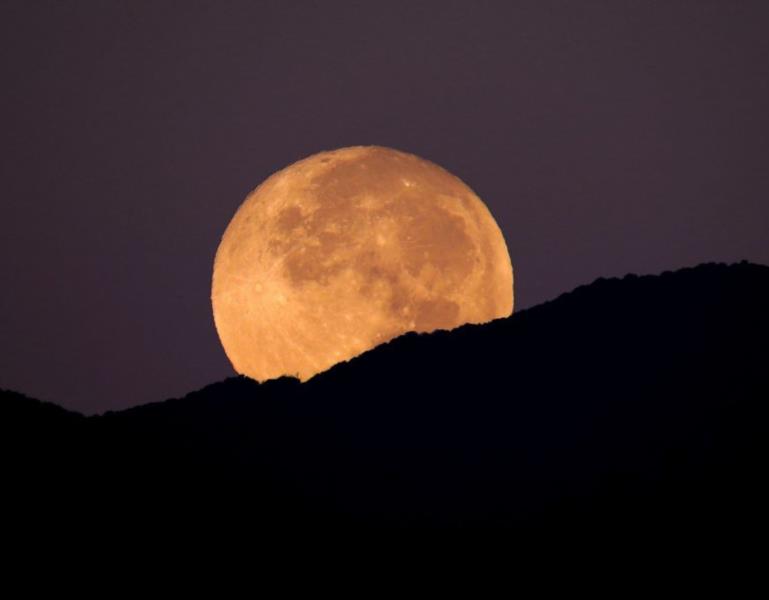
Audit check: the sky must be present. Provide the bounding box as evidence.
[1,1,768,414]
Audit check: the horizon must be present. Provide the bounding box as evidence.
[4,259,763,415]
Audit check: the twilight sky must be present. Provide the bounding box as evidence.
[2,1,768,414]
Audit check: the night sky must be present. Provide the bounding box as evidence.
[2,1,768,414]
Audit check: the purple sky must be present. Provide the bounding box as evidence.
[2,1,768,414]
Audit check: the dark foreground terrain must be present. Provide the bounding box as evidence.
[3,262,768,561]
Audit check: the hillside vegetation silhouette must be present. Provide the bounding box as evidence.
[3,262,768,548]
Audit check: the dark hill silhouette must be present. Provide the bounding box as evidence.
[3,262,768,556]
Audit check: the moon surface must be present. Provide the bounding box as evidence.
[212,146,513,382]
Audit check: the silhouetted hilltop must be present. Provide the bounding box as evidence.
[3,262,768,552]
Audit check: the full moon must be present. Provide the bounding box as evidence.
[212,146,513,381]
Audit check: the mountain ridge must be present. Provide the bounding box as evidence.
[3,260,761,417]
[2,260,768,549]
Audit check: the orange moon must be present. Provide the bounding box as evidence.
[212,146,513,381]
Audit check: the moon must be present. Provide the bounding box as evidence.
[212,146,513,382]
